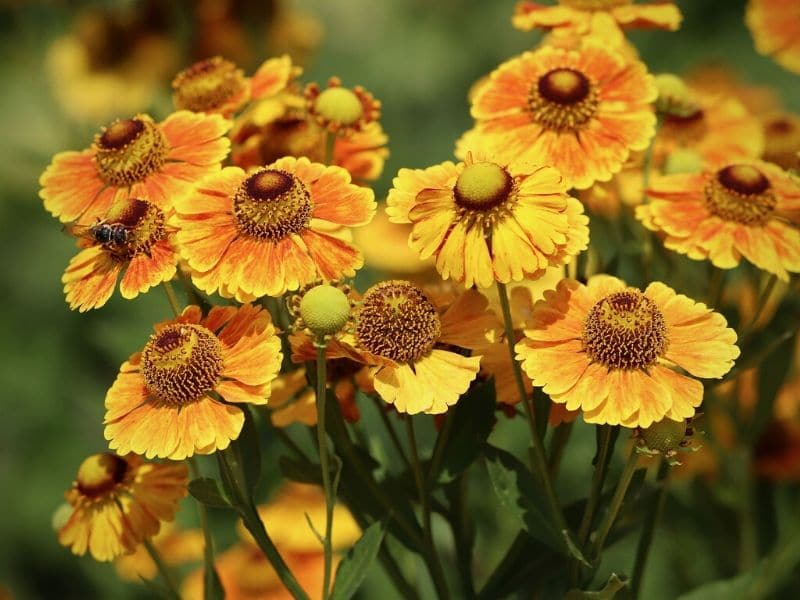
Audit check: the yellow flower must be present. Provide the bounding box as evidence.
[387,154,588,289]
[746,0,800,74]
[57,453,187,561]
[516,276,739,428]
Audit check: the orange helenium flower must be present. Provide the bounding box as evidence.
[172,55,298,117]
[174,157,375,301]
[746,0,800,75]
[304,77,381,135]
[639,161,800,280]
[62,197,178,312]
[291,282,496,415]
[386,155,588,288]
[461,43,657,190]
[513,0,682,44]
[516,276,739,428]
[58,453,187,561]
[104,304,282,459]
[40,111,230,226]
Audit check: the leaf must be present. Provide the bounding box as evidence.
[434,380,495,485]
[139,576,178,600]
[203,560,225,600]
[566,574,628,599]
[331,520,387,600]
[239,406,262,493]
[751,331,797,441]
[278,455,322,485]
[188,477,230,508]
[484,445,565,553]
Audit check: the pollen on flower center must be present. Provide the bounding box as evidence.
[94,116,168,187]
[172,56,246,113]
[704,164,776,225]
[76,453,128,498]
[314,87,364,126]
[232,169,313,240]
[141,323,224,406]
[355,281,441,363]
[99,197,166,259]
[453,162,513,210]
[529,68,598,131]
[583,290,668,369]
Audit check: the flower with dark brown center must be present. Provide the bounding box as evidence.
[355,281,441,363]
[141,324,224,406]
[704,164,776,225]
[75,453,129,499]
[232,168,313,240]
[96,197,166,260]
[529,68,598,131]
[583,290,668,369]
[172,56,247,114]
[93,116,168,186]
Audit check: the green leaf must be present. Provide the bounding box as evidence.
[434,380,495,485]
[278,455,322,485]
[203,560,225,600]
[331,520,387,600]
[751,331,797,441]
[566,574,628,599]
[484,445,565,553]
[239,406,262,493]
[188,477,230,508]
[139,576,178,600]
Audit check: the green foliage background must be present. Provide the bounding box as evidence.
[0,1,798,598]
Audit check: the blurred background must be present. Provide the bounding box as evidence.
[0,0,798,598]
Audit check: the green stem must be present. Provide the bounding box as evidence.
[496,281,568,535]
[188,458,221,600]
[315,343,335,600]
[630,459,670,597]
[448,474,476,599]
[547,421,574,478]
[707,268,726,309]
[406,417,450,600]
[272,424,310,462]
[591,449,640,561]
[372,395,412,472]
[739,450,758,571]
[143,538,181,600]
[324,131,336,165]
[162,280,182,317]
[426,408,456,490]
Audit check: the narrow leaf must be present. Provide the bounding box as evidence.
[331,520,387,600]
[565,573,628,599]
[188,477,230,508]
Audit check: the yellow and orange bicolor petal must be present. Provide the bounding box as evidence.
[746,0,800,75]
[104,305,281,459]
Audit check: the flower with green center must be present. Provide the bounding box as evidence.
[299,284,352,337]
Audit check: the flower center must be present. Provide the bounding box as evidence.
[232,169,313,240]
[661,109,708,146]
[704,165,776,225]
[355,281,441,363]
[256,116,326,165]
[94,116,169,187]
[76,453,129,498]
[762,115,800,170]
[453,162,513,210]
[561,0,631,8]
[141,324,224,406]
[95,197,166,260]
[583,290,667,370]
[172,56,247,113]
[314,87,364,126]
[529,68,598,131]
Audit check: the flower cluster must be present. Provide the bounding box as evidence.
[40,1,800,598]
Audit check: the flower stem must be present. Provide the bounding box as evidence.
[324,131,336,165]
[739,273,778,345]
[406,417,450,600]
[315,342,335,600]
[162,280,182,317]
[426,408,456,490]
[188,457,222,600]
[591,449,640,561]
[631,459,670,597]
[372,395,412,471]
[547,421,574,477]
[143,538,181,600]
[496,281,569,535]
[707,267,726,309]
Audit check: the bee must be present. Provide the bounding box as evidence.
[66,219,133,254]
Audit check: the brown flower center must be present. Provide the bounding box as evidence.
[355,281,441,363]
[561,0,631,8]
[704,164,776,225]
[93,197,166,260]
[255,116,326,166]
[94,116,168,187]
[76,453,129,498]
[141,324,224,406]
[232,168,313,240]
[762,114,800,170]
[172,56,247,113]
[529,68,598,131]
[583,290,668,370]
[661,109,708,146]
